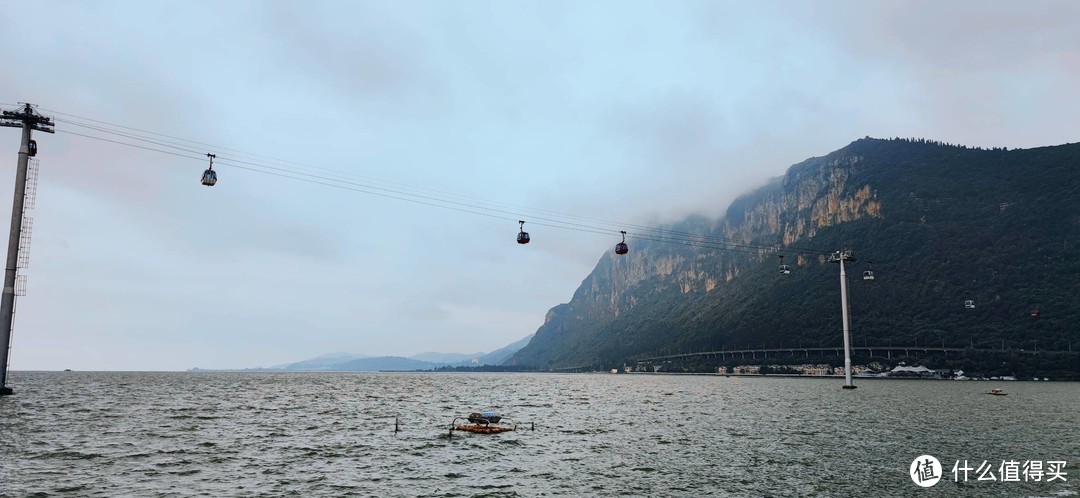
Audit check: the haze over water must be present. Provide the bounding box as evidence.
[1,371,1076,497]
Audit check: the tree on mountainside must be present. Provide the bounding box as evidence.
[508,138,1080,377]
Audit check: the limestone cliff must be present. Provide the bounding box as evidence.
[507,138,1080,369]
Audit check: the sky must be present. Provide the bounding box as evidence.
[1,1,1078,371]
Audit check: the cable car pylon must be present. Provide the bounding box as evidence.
[829,250,857,390]
[0,103,54,396]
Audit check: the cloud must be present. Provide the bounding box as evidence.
[4,0,1079,370]
[257,1,447,116]
[798,0,1080,148]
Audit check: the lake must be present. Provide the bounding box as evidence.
[0,371,1076,497]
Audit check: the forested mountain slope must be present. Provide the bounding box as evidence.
[508,138,1080,371]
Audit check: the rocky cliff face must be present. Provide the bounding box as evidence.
[601,149,885,309]
[508,137,1080,369]
[509,141,888,367]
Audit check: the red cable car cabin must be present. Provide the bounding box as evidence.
[516,221,530,244]
[614,231,628,254]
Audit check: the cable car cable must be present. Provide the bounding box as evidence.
[59,123,803,255]
[57,125,830,256]
[55,129,206,162]
[50,114,826,252]
[50,115,829,252]
[49,109,839,257]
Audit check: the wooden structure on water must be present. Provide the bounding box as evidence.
[449,412,531,436]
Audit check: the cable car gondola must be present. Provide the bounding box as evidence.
[778,255,791,275]
[516,220,530,244]
[1030,305,1040,319]
[201,153,218,186]
[863,261,874,280]
[27,139,37,157]
[964,299,975,309]
[615,231,628,255]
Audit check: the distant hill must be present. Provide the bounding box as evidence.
[335,356,442,371]
[507,137,1080,378]
[255,334,534,371]
[478,334,533,365]
[275,352,372,371]
[410,351,486,364]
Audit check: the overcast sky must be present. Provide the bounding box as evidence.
[1,1,1077,370]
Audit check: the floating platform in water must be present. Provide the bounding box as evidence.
[449,412,524,435]
[453,424,516,434]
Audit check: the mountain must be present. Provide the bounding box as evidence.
[478,334,533,365]
[335,356,441,371]
[272,355,440,372]
[507,138,1080,377]
[260,334,534,371]
[274,352,372,370]
[409,351,486,363]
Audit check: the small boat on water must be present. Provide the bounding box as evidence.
[451,412,517,435]
[988,388,1007,396]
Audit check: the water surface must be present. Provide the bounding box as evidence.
[1,372,1076,497]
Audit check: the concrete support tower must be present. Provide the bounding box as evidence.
[0,103,53,395]
[829,250,857,390]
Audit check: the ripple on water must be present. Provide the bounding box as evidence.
[1,372,1078,497]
